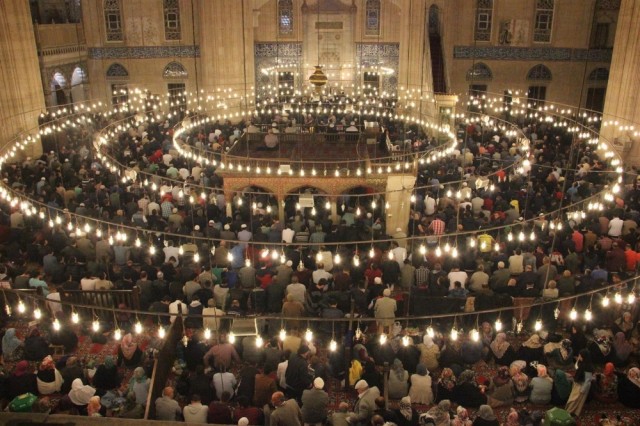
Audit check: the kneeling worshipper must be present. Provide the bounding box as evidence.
[617,367,640,408]
[65,378,96,415]
[118,333,143,368]
[36,355,63,395]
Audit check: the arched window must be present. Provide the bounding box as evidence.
[466,63,493,81]
[278,0,293,35]
[534,0,554,42]
[475,0,493,41]
[71,67,88,86]
[527,64,552,81]
[588,67,609,81]
[103,0,123,41]
[106,63,129,79]
[163,0,181,40]
[163,62,188,79]
[365,0,381,36]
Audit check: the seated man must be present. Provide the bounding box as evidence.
[258,129,279,151]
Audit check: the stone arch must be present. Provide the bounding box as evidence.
[466,62,493,81]
[106,62,129,79]
[163,61,188,79]
[527,63,552,81]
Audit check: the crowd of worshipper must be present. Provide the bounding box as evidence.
[0,107,639,425]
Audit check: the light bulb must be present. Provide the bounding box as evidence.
[602,295,610,307]
[305,329,313,342]
[71,311,79,323]
[471,329,479,342]
[194,253,200,263]
[469,238,476,248]
[450,328,458,341]
[379,334,387,345]
[554,307,560,319]
[33,307,42,320]
[507,232,513,242]
[435,246,442,257]
[204,328,211,340]
[229,332,236,344]
[494,242,500,252]
[495,319,502,332]
[149,246,156,255]
[628,293,636,304]
[53,319,61,331]
[419,245,426,255]
[369,247,375,258]
[256,336,264,347]
[5,304,11,316]
[584,309,593,321]
[615,292,623,304]
[569,308,578,321]
[245,258,251,267]
[325,201,331,210]
[402,335,410,346]
[452,247,459,258]
[426,326,435,338]
[410,194,416,203]
[353,256,360,267]
[444,242,451,253]
[534,319,542,331]
[17,300,25,313]
[135,321,143,334]
[388,251,394,260]
[114,328,122,340]
[334,253,341,264]
[179,246,184,255]
[227,253,234,262]
[329,339,337,352]
[135,238,141,247]
[92,320,100,332]
[530,231,536,241]
[182,335,189,346]
[356,207,361,216]
[158,326,166,339]
[279,328,287,341]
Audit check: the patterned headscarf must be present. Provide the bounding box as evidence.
[439,367,456,390]
[40,355,55,371]
[399,396,412,421]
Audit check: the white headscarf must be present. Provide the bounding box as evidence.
[69,378,96,405]
[423,334,435,348]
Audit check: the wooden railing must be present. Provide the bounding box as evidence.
[59,288,140,320]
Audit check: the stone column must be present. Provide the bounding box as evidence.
[0,0,45,158]
[600,0,640,165]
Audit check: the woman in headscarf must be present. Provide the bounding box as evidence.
[516,334,544,365]
[436,367,456,403]
[486,366,514,407]
[480,322,495,360]
[593,362,618,403]
[613,311,634,338]
[24,328,50,362]
[588,331,613,365]
[618,367,640,408]
[529,364,553,405]
[505,408,519,426]
[2,328,24,361]
[417,334,440,371]
[118,333,143,368]
[36,355,63,395]
[452,405,472,426]
[127,366,150,406]
[569,324,588,354]
[6,360,37,401]
[394,396,418,426]
[387,358,409,399]
[87,395,103,417]
[489,333,515,366]
[425,399,452,426]
[550,368,572,406]
[545,339,574,369]
[472,405,499,426]
[409,363,433,405]
[60,357,84,394]
[67,378,96,415]
[565,349,594,416]
[612,332,633,367]
[510,364,530,403]
[453,370,487,408]
[92,356,120,392]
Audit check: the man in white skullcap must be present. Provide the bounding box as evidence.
[348,380,380,426]
[301,377,329,425]
[374,288,397,334]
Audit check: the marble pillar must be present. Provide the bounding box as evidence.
[0,0,45,158]
[600,0,640,165]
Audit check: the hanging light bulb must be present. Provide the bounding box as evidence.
[402,335,410,346]
[387,251,394,260]
[305,329,313,342]
[452,247,459,258]
[470,329,479,342]
[279,328,287,341]
[255,335,264,347]
[182,335,189,346]
[53,318,61,331]
[615,292,623,304]
[369,247,375,258]
[5,304,11,316]
[34,308,42,320]
[114,328,122,340]
[534,319,542,331]
[494,242,500,252]
[356,207,361,216]
[450,328,459,341]
[518,232,525,241]
[245,258,252,267]
[92,320,100,332]
[584,309,593,321]
[554,307,560,319]
[419,245,426,255]
[135,320,143,334]
[569,308,578,321]
[444,242,451,253]
[329,339,337,352]
[371,200,377,209]
[204,328,211,340]
[149,246,156,255]
[469,238,476,248]
[158,326,166,339]
[135,238,141,248]
[495,318,502,332]
[71,311,79,324]
[227,252,234,263]
[435,246,442,257]
[353,255,360,267]
[628,293,636,304]
[17,300,25,313]
[507,232,513,242]
[530,231,536,241]
[426,326,435,338]
[602,295,610,307]
[228,332,236,344]
[316,252,323,262]
[334,253,341,265]
[385,201,390,209]
[379,334,387,345]
[410,194,416,203]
